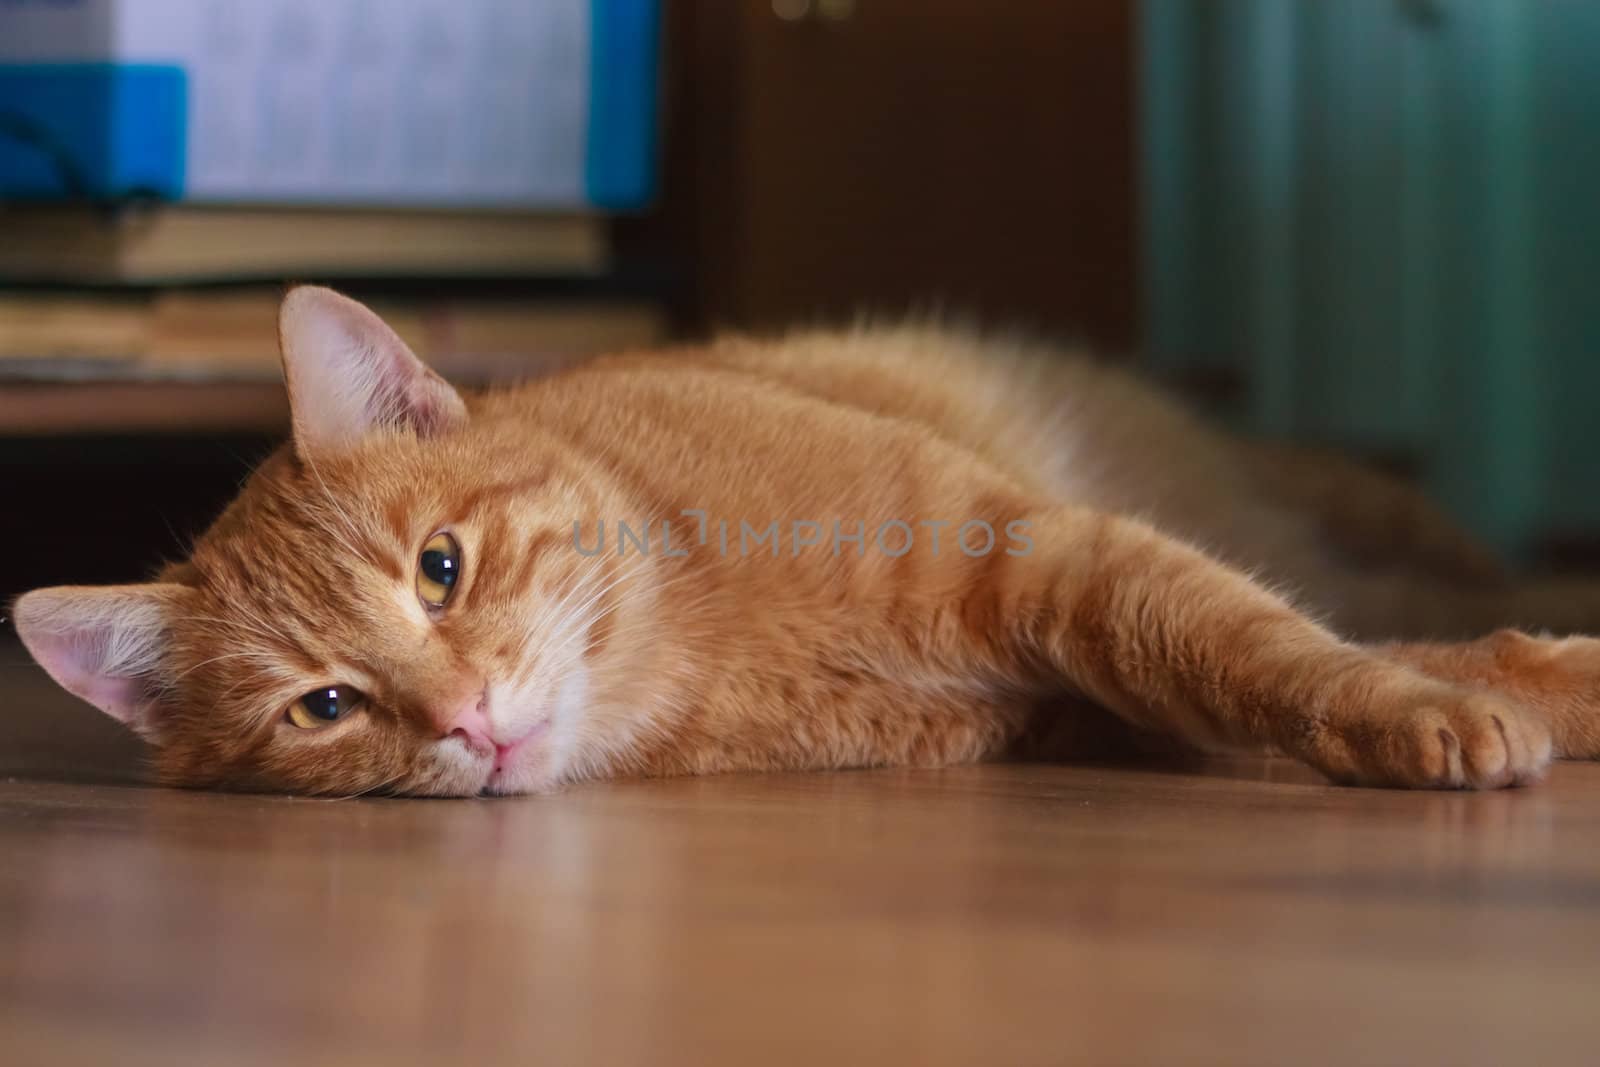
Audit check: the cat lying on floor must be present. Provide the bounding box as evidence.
[15,287,1600,795]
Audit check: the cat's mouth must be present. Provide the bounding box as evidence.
[481,717,553,792]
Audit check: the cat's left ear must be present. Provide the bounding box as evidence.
[12,583,186,742]
[278,286,467,458]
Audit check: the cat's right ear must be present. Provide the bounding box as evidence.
[12,584,185,741]
[277,286,467,459]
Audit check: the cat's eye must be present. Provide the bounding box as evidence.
[417,532,462,609]
[286,686,363,730]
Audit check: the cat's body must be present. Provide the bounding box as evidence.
[16,289,1600,795]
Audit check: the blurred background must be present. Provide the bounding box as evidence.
[1,0,1597,615]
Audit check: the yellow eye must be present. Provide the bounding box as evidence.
[287,686,363,729]
[417,532,462,609]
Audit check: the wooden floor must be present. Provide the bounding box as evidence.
[5,641,1600,1066]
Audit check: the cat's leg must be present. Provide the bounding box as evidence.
[1377,631,1600,759]
[966,507,1551,788]
[1293,563,1600,643]
[1228,441,1600,639]
[1232,438,1508,586]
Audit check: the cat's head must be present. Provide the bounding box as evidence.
[13,287,647,796]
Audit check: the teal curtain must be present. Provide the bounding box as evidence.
[1142,0,1600,557]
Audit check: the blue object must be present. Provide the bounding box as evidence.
[0,2,660,209]
[585,0,661,210]
[0,62,187,200]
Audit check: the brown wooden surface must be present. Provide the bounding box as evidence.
[4,641,1600,1066]
[640,1,1138,349]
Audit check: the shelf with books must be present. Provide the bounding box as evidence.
[0,206,612,285]
[0,287,669,434]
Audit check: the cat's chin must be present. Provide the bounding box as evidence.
[393,768,558,798]
[405,760,558,798]
[476,770,564,797]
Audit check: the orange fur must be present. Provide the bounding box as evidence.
[14,288,1600,795]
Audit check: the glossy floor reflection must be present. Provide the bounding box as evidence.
[4,646,1600,1065]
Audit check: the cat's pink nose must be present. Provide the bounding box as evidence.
[433,692,493,754]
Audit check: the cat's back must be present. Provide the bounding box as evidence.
[474,323,1256,530]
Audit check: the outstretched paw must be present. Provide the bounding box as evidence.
[1298,686,1552,790]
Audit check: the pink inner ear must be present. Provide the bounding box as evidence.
[21,627,154,733]
[279,286,466,454]
[405,366,463,436]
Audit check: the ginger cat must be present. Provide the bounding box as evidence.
[15,287,1600,795]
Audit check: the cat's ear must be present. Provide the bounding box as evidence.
[12,584,185,741]
[277,286,467,458]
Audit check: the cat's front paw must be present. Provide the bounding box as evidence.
[1299,686,1552,790]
